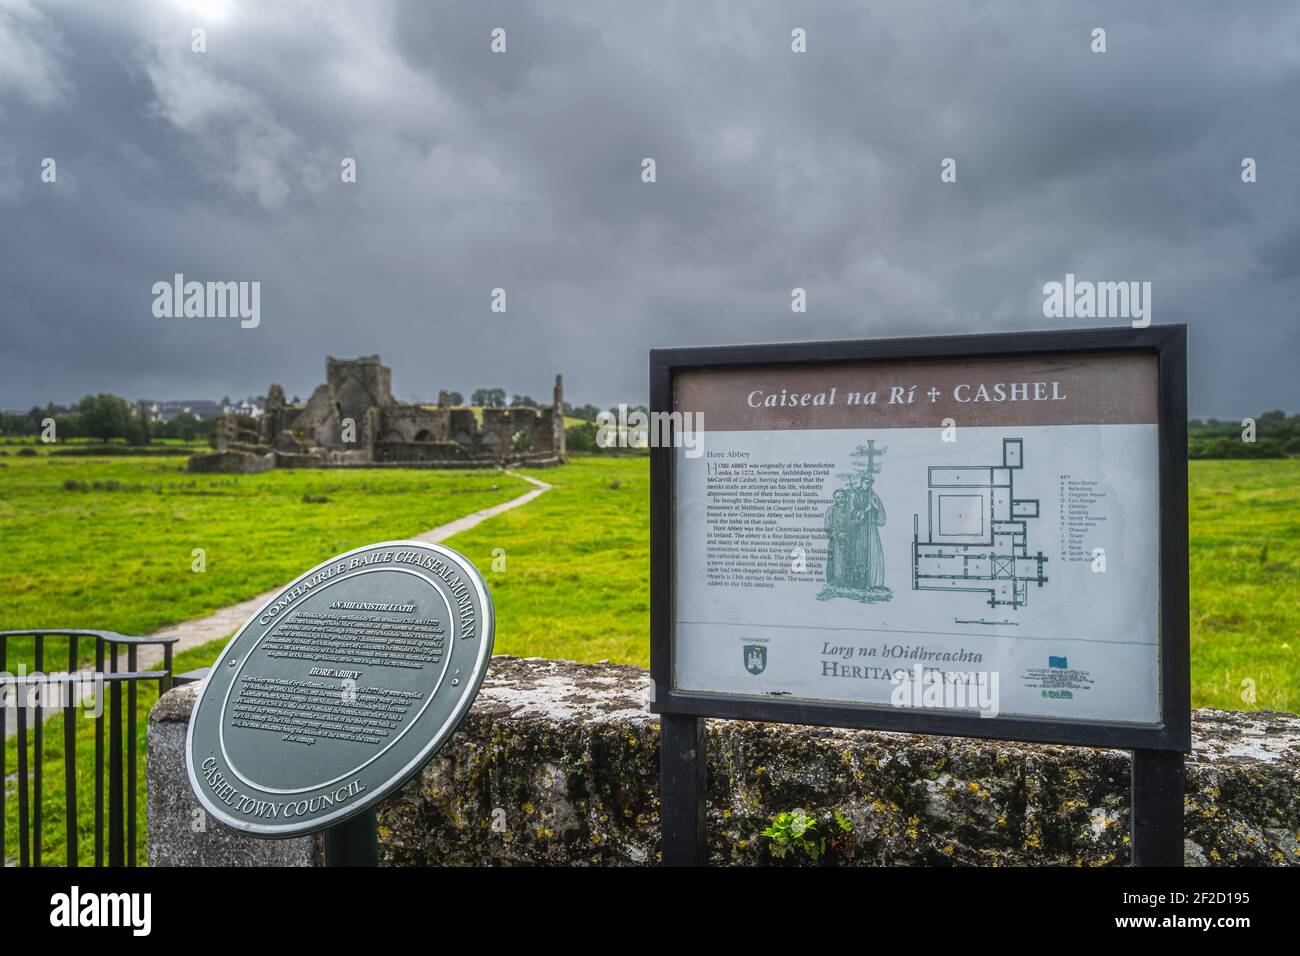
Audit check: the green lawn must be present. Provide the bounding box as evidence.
[1,454,645,865]
[0,454,529,672]
[1188,459,1299,712]
[461,457,649,663]
[2,453,1295,864]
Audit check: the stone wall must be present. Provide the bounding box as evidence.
[376,440,471,464]
[382,404,450,443]
[148,657,1300,866]
[186,449,275,474]
[193,357,568,472]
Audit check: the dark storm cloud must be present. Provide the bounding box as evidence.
[0,0,1296,416]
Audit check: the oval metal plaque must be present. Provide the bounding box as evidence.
[186,540,493,837]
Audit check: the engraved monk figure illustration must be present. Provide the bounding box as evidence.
[851,474,887,591]
[819,440,891,604]
[823,489,852,588]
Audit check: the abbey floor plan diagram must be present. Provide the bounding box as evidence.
[911,437,1049,609]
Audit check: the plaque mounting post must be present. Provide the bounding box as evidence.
[324,808,379,866]
[1130,748,1184,866]
[659,714,707,866]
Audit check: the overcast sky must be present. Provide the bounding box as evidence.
[1,0,1296,416]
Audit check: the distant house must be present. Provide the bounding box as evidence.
[141,399,226,422]
[226,399,264,418]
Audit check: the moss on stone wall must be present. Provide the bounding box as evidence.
[149,657,1300,866]
[374,658,1300,867]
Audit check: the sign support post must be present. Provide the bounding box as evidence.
[659,713,707,866]
[1130,749,1185,866]
[324,809,379,867]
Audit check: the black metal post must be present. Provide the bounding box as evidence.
[108,671,123,867]
[66,636,79,866]
[16,703,29,867]
[94,639,104,867]
[659,713,707,866]
[33,635,43,867]
[324,808,379,866]
[1130,748,1184,866]
[127,645,137,867]
[0,635,6,866]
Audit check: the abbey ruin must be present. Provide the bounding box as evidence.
[189,355,565,472]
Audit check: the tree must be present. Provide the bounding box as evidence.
[510,394,538,408]
[162,411,203,442]
[565,421,600,452]
[608,403,648,420]
[445,391,464,406]
[78,394,134,442]
[472,388,506,409]
[123,414,150,446]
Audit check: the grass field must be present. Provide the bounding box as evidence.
[0,453,530,672]
[464,457,649,662]
[1188,459,1299,712]
[1,452,1295,863]
[1,454,645,864]
[1,452,1293,701]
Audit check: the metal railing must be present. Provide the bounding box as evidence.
[1,630,177,867]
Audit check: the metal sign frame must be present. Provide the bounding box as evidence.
[649,325,1189,865]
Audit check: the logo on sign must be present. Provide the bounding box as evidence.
[743,644,767,675]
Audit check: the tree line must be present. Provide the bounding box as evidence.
[0,396,215,444]
[3,392,1294,458]
[1188,411,1299,459]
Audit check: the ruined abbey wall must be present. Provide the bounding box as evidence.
[191,354,565,472]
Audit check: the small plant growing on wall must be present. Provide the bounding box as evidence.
[760,808,853,863]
